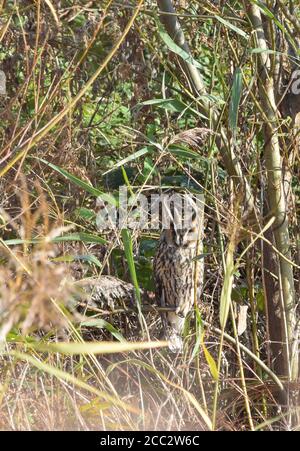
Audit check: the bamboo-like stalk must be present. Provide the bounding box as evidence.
[157,0,254,213]
[157,0,298,425]
[245,2,298,425]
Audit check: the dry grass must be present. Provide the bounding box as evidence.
[0,0,299,432]
[0,174,294,431]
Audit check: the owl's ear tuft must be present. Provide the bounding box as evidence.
[191,208,197,222]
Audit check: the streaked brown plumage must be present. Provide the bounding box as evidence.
[153,193,204,351]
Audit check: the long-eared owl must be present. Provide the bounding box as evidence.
[153,192,204,351]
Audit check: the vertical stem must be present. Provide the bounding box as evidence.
[157,0,254,212]
[245,2,298,426]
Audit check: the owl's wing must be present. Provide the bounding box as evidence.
[153,246,169,331]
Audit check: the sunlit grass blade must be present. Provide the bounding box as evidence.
[23,340,167,354]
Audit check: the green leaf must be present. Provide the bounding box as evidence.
[157,22,202,69]
[253,0,297,47]
[229,67,243,133]
[53,254,102,268]
[215,15,248,38]
[121,229,141,305]
[168,146,201,160]
[256,289,265,312]
[253,1,285,32]
[250,48,278,55]
[139,98,186,113]
[141,157,157,181]
[232,286,248,303]
[52,232,108,245]
[80,318,125,341]
[37,158,100,195]
[74,207,95,221]
[102,147,150,175]
[139,98,203,118]
[36,157,117,206]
